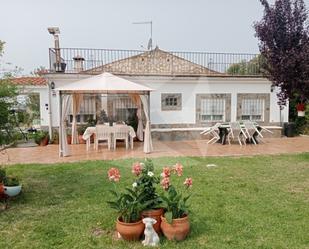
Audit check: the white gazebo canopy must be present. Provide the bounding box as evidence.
[56,72,153,93]
[56,72,154,157]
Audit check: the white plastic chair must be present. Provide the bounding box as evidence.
[201,123,221,144]
[227,122,247,146]
[113,126,129,150]
[95,125,112,150]
[244,121,264,144]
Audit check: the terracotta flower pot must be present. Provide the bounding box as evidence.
[67,135,72,144]
[142,208,164,234]
[78,135,86,144]
[0,183,4,195]
[116,218,144,241]
[161,215,190,241]
[40,137,49,146]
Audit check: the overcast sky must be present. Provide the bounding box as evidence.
[1,0,309,75]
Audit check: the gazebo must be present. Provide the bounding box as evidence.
[56,72,154,157]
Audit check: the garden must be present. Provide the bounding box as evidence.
[1,153,308,249]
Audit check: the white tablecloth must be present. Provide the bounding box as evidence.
[82,125,136,141]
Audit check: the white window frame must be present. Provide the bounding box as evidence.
[241,98,265,122]
[200,98,226,122]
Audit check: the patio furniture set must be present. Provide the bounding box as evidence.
[201,121,273,146]
[82,123,136,150]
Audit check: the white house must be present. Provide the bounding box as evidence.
[16,47,288,140]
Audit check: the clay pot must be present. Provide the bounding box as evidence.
[0,183,4,195]
[40,137,49,146]
[142,208,164,234]
[67,135,72,144]
[78,135,86,144]
[116,218,144,241]
[161,215,190,241]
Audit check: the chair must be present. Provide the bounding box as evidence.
[201,123,221,144]
[95,125,112,150]
[244,121,264,144]
[113,126,129,150]
[227,122,247,146]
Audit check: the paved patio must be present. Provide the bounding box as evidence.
[1,136,308,165]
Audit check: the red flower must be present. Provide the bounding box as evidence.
[173,163,183,176]
[108,168,121,182]
[161,167,171,178]
[132,162,143,176]
[183,178,193,188]
[296,103,305,111]
[161,177,170,190]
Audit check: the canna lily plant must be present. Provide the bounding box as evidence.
[160,163,193,224]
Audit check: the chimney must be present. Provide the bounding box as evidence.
[48,27,66,72]
[73,55,85,72]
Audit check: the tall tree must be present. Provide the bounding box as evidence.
[254,0,309,106]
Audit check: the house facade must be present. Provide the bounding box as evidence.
[17,47,288,139]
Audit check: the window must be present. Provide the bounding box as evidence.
[241,99,264,121]
[161,93,182,111]
[69,95,96,124]
[200,98,225,122]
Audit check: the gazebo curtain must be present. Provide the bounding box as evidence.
[129,94,144,141]
[71,93,83,144]
[60,94,72,157]
[140,94,153,153]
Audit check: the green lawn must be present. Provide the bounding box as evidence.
[0,154,309,249]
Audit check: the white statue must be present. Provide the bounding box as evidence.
[142,217,160,247]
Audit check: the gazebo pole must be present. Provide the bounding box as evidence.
[58,91,63,157]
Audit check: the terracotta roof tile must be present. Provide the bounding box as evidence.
[10,77,47,86]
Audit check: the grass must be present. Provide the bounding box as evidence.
[0,153,309,249]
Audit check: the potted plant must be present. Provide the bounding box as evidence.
[106,168,151,241]
[131,159,164,234]
[0,167,6,195]
[4,176,22,197]
[51,129,59,144]
[296,103,306,117]
[34,130,49,146]
[67,129,72,145]
[159,164,192,241]
[77,125,87,144]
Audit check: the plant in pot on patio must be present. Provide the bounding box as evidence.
[131,159,164,234]
[106,168,152,241]
[159,164,192,241]
[296,103,306,117]
[34,130,49,146]
[77,125,87,144]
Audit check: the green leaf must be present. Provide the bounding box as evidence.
[165,211,173,224]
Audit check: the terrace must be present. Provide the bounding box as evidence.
[48,47,263,76]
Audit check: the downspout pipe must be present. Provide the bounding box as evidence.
[47,81,53,141]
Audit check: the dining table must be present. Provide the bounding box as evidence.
[82,125,136,150]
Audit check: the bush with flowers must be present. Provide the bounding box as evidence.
[159,163,193,224]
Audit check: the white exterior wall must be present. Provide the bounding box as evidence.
[124,76,289,125]
[43,74,288,128]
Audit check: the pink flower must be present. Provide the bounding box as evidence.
[108,168,121,182]
[183,178,193,188]
[132,162,143,176]
[161,177,170,190]
[173,163,183,176]
[162,167,171,178]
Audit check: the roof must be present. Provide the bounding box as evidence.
[10,77,47,86]
[56,72,153,93]
[83,47,220,75]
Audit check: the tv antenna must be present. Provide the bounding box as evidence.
[132,21,153,50]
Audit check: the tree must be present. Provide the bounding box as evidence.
[254,0,309,106]
[226,55,265,75]
[0,41,19,145]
